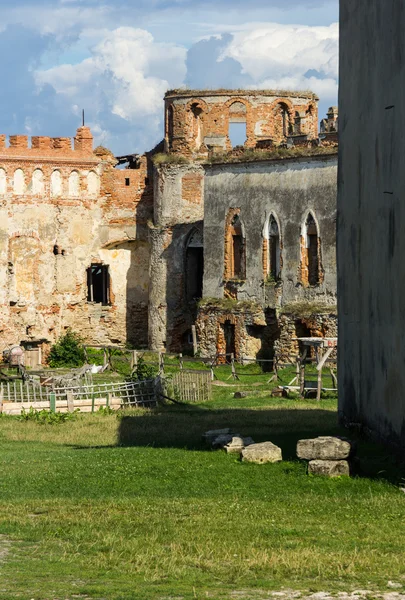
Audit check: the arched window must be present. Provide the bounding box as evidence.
[229,101,247,147]
[31,169,44,195]
[51,170,62,197]
[185,228,204,301]
[0,168,6,195]
[167,104,174,150]
[268,215,281,280]
[87,171,100,196]
[294,111,301,135]
[190,103,203,149]
[69,171,80,197]
[274,103,292,139]
[225,211,246,280]
[13,169,25,195]
[302,213,321,286]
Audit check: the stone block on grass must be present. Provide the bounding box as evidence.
[224,436,255,454]
[212,433,240,449]
[241,441,282,464]
[202,428,235,446]
[308,459,350,477]
[296,436,354,461]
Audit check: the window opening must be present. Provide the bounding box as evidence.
[294,111,301,135]
[231,214,245,279]
[223,320,236,360]
[167,105,174,150]
[87,264,110,305]
[229,122,247,148]
[190,103,203,148]
[306,213,320,285]
[268,215,281,279]
[125,177,130,186]
[185,229,204,301]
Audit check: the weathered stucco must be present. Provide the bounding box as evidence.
[338,0,405,447]
[0,130,153,350]
[203,155,337,304]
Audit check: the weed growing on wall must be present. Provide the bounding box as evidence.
[48,329,85,368]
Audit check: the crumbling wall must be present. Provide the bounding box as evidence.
[148,162,205,351]
[164,90,319,158]
[0,130,153,351]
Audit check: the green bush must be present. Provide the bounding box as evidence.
[128,357,158,381]
[48,329,85,368]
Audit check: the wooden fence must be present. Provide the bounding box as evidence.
[172,370,212,403]
[0,379,157,415]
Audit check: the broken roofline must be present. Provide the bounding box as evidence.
[164,89,319,101]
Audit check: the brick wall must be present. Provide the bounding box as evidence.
[164,90,319,158]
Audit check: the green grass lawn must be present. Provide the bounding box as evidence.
[0,387,404,600]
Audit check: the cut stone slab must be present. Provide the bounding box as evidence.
[202,428,235,445]
[308,459,350,477]
[241,441,282,464]
[234,391,248,398]
[224,436,255,454]
[297,436,354,461]
[212,433,240,449]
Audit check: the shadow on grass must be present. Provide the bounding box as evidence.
[113,404,404,483]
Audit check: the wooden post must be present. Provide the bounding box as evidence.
[191,325,198,356]
[67,391,74,413]
[316,347,323,402]
[229,353,240,381]
[106,392,111,408]
[103,347,108,369]
[299,347,308,396]
[49,392,56,413]
[159,352,165,375]
[179,353,183,371]
[0,387,3,414]
[83,345,88,363]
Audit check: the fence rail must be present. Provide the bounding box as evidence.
[172,370,212,403]
[0,378,157,414]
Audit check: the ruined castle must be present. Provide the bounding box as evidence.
[0,89,338,360]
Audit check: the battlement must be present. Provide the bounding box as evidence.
[0,127,94,157]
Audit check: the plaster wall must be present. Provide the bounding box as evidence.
[338,0,405,446]
[0,133,153,350]
[203,155,338,307]
[148,163,204,350]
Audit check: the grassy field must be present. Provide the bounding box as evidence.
[0,383,404,600]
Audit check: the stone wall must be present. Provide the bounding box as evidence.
[195,153,337,360]
[0,129,153,351]
[148,162,205,351]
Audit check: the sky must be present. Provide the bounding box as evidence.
[0,0,339,155]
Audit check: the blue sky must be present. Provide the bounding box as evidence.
[0,0,339,155]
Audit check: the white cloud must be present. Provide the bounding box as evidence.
[219,22,338,98]
[34,27,187,152]
[28,19,338,153]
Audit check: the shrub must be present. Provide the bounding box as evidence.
[128,357,158,381]
[48,329,85,368]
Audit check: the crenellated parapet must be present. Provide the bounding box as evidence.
[0,127,94,156]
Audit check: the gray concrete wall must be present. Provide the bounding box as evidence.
[338,1,405,445]
[203,155,337,307]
